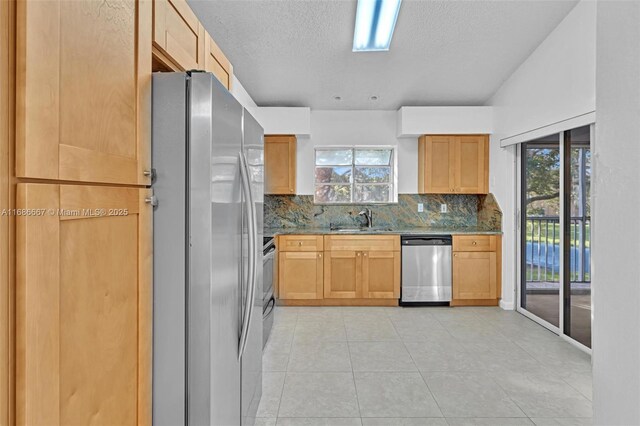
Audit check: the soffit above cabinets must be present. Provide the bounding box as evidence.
[396,107,493,137]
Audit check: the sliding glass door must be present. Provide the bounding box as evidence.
[565,126,591,347]
[521,135,561,328]
[519,125,592,349]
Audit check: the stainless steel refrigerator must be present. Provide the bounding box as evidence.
[151,72,263,426]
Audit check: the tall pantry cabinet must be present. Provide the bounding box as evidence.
[1,1,16,424]
[14,0,152,424]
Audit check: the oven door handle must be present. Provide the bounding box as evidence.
[264,246,276,258]
[263,296,276,317]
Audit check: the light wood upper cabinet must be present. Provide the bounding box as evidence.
[16,184,152,425]
[265,135,296,195]
[324,250,362,299]
[16,0,152,185]
[204,31,233,90]
[452,234,501,306]
[362,251,400,299]
[455,135,489,194]
[152,0,205,71]
[418,135,489,194]
[279,251,323,300]
[418,135,455,193]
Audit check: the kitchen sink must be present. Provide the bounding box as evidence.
[330,227,393,233]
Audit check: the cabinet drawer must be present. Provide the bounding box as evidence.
[324,235,400,252]
[278,235,323,252]
[453,235,496,252]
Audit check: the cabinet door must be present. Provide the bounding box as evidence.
[362,251,400,299]
[17,0,152,185]
[265,135,296,194]
[453,135,488,194]
[452,251,497,300]
[152,0,205,71]
[279,251,323,299]
[16,184,152,426]
[419,135,455,193]
[324,251,361,299]
[204,32,233,90]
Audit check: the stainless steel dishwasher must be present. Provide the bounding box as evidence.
[401,235,452,305]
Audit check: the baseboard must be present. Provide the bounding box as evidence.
[499,299,515,310]
[277,298,399,307]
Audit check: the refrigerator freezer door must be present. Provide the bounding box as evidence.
[241,109,264,424]
[189,73,244,426]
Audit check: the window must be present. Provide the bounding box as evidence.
[314,147,397,204]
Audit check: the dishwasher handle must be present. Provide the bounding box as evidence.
[401,235,452,246]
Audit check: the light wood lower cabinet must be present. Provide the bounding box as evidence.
[452,235,501,306]
[278,235,400,305]
[362,251,401,299]
[16,184,152,425]
[324,250,361,299]
[279,251,323,299]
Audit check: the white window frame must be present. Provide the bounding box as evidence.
[313,146,398,204]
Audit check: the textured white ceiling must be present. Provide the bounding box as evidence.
[189,0,578,110]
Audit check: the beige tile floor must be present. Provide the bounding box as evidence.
[257,306,592,426]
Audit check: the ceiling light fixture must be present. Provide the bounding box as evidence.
[334,96,342,101]
[370,95,378,101]
[353,0,402,52]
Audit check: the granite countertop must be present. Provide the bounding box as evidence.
[264,227,502,238]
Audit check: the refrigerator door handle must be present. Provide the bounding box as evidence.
[238,152,257,360]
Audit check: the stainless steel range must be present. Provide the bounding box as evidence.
[263,237,276,347]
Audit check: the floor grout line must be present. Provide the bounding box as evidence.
[344,314,363,422]
[274,308,298,421]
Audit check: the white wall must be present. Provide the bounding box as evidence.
[296,110,418,195]
[489,1,596,140]
[487,0,596,309]
[592,2,640,424]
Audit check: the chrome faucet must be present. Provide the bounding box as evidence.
[358,208,373,228]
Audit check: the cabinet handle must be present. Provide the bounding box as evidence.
[364,253,367,257]
[472,241,477,245]
[356,252,360,257]
[454,253,457,257]
[318,253,322,258]
[298,241,302,246]
[145,195,158,207]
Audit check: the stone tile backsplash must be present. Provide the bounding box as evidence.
[264,193,502,231]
